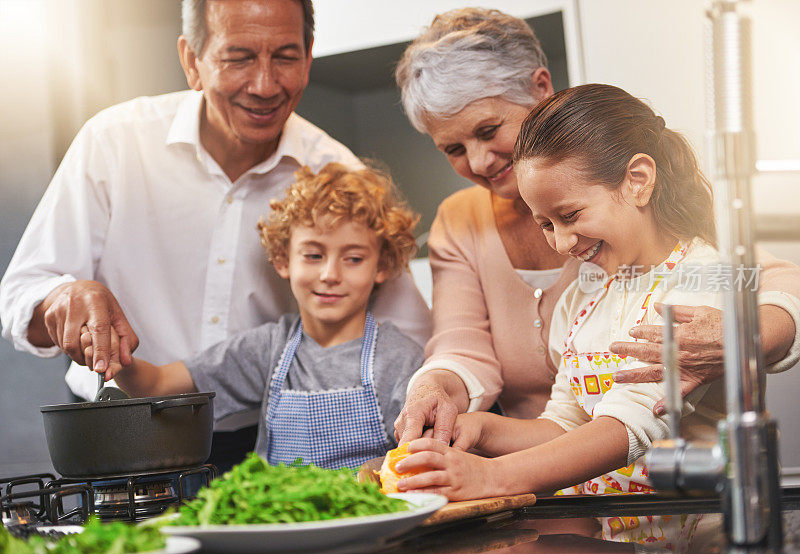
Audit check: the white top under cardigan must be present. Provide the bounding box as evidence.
[542,239,727,465]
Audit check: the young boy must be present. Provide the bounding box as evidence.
[82,162,424,470]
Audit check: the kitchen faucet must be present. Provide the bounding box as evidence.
[645,0,784,548]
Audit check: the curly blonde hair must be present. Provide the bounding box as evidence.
[258,162,419,278]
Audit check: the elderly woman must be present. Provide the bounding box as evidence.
[393,8,800,444]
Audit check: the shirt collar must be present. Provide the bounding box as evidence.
[166,90,203,148]
[165,91,307,175]
[248,113,306,175]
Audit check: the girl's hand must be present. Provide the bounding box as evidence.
[451,412,486,451]
[81,325,125,380]
[394,438,503,501]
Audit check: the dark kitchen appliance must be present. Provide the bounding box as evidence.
[0,465,216,539]
[40,392,215,477]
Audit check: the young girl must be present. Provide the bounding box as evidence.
[395,84,728,546]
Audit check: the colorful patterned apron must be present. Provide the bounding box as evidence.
[264,312,391,469]
[557,243,703,547]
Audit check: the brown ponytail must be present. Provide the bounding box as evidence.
[513,84,716,246]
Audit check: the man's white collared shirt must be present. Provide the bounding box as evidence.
[0,90,431,406]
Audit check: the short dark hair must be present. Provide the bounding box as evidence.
[181,0,315,58]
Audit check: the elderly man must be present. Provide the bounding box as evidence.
[0,0,431,469]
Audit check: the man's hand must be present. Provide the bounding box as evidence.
[29,280,139,373]
[609,303,723,415]
[394,372,467,446]
[81,325,125,381]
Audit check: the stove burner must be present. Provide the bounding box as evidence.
[3,501,36,527]
[92,479,177,520]
[94,479,175,506]
[1,465,215,527]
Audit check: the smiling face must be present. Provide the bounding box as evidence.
[179,0,311,158]
[274,218,387,345]
[516,157,660,276]
[425,97,534,199]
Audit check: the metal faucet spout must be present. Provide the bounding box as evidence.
[646,0,783,547]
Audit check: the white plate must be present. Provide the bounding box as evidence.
[162,492,447,552]
[158,536,201,554]
[34,525,200,553]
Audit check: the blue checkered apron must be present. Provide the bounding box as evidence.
[264,312,391,469]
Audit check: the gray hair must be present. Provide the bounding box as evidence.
[396,8,548,133]
[181,0,315,58]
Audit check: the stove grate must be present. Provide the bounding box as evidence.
[1,464,215,526]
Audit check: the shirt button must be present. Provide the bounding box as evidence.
[217,256,226,264]
[549,374,556,381]
[211,316,220,324]
[537,345,545,354]
[533,288,543,298]
[533,319,542,328]
[226,196,234,204]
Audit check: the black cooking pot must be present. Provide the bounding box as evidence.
[40,392,215,478]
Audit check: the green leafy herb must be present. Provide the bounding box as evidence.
[0,524,43,554]
[49,518,165,553]
[1,517,165,554]
[172,453,407,526]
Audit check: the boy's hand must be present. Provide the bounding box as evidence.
[81,325,125,380]
[394,438,504,501]
[450,412,486,452]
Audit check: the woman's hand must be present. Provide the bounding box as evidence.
[609,302,795,414]
[609,303,722,414]
[81,325,125,381]
[395,438,503,501]
[395,370,468,445]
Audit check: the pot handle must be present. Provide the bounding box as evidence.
[151,395,209,414]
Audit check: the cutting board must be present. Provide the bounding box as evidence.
[357,456,536,526]
[420,493,537,526]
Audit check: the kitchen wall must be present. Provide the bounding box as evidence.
[760,242,800,479]
[1,0,798,479]
[1,0,65,476]
[0,0,185,476]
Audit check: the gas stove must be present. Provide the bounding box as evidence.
[1,465,215,538]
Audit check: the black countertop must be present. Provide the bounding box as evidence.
[370,487,800,553]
